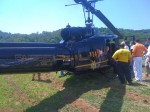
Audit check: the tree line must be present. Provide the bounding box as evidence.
[0,30,61,43]
[0,28,150,43]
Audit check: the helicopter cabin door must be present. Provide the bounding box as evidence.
[74,36,109,72]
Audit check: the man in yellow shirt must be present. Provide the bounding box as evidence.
[112,43,132,85]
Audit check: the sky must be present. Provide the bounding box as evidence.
[0,0,150,34]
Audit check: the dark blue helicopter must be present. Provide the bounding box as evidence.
[0,0,122,74]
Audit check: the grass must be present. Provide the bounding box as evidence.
[0,69,150,112]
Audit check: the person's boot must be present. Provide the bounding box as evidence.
[38,73,41,80]
[32,73,35,81]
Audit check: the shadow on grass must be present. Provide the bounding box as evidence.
[100,80,126,112]
[26,72,125,112]
[32,79,51,83]
[132,82,148,87]
[142,79,150,83]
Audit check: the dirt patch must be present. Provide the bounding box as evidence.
[0,108,22,112]
[39,73,52,80]
[4,75,35,105]
[51,80,65,91]
[70,98,101,112]
[47,73,65,91]
[87,90,107,98]
[125,92,150,105]
[142,76,150,86]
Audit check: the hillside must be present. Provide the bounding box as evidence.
[0,28,150,43]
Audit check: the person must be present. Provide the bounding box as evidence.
[106,39,110,52]
[145,53,150,77]
[59,70,65,78]
[112,42,132,85]
[106,39,117,56]
[144,37,150,46]
[146,44,150,54]
[143,44,149,60]
[95,48,101,62]
[130,41,136,52]
[130,41,135,51]
[132,39,147,82]
[129,41,136,78]
[32,72,41,81]
[121,41,129,50]
[59,70,72,78]
[106,39,118,77]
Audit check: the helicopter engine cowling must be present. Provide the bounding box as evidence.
[61,27,94,42]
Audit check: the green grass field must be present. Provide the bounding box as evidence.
[0,69,150,112]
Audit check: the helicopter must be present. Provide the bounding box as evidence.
[0,0,123,75]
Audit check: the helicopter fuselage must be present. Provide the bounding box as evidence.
[0,0,122,74]
[0,32,117,74]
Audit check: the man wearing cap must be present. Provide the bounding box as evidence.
[112,43,132,85]
[132,39,147,82]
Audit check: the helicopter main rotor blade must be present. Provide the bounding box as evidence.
[74,0,123,38]
[93,9,123,38]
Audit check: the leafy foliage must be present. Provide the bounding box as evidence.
[0,28,150,43]
[0,30,62,43]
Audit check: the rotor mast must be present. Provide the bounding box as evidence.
[74,0,123,38]
[82,1,94,28]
